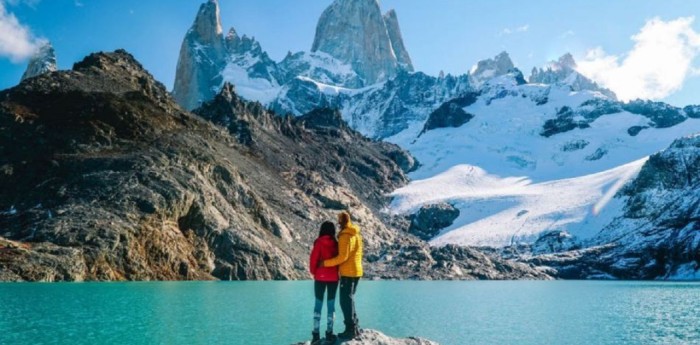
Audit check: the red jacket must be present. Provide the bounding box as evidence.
[309,235,339,282]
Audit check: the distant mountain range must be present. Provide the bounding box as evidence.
[168,0,700,279]
[4,0,699,280]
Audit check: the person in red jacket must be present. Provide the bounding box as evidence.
[309,221,339,344]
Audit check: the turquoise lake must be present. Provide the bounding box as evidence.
[1,281,698,344]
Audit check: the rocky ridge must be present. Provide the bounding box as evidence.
[0,50,549,281]
[0,49,404,281]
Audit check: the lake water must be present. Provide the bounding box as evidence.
[1,281,698,345]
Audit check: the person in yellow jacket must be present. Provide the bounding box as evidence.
[322,211,363,340]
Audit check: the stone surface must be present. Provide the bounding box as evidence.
[293,329,438,345]
[20,41,57,82]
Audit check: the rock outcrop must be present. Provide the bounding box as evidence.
[419,92,478,136]
[293,329,439,345]
[20,41,57,82]
[311,0,408,85]
[172,0,227,110]
[271,69,471,139]
[407,203,460,241]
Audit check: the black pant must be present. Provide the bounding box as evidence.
[339,276,360,329]
[314,281,338,301]
[313,281,338,333]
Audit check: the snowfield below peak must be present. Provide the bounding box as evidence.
[390,159,646,247]
[388,80,700,249]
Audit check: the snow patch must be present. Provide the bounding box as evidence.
[390,159,647,248]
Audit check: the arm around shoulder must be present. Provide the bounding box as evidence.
[323,234,352,267]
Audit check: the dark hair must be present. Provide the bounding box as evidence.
[319,221,336,239]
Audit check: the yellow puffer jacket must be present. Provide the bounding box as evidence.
[323,222,363,277]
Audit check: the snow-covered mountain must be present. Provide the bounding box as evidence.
[386,69,700,278]
[20,41,57,82]
[172,0,700,279]
[311,0,409,84]
[528,134,700,279]
[173,0,470,138]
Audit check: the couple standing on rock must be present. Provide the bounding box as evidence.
[309,211,364,344]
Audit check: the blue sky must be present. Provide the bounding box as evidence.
[2,0,700,106]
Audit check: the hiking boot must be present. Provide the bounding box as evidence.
[324,331,337,344]
[337,327,359,340]
[311,331,321,345]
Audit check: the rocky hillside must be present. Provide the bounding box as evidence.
[0,49,403,281]
[0,50,548,282]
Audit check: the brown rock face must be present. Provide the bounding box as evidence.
[0,50,408,281]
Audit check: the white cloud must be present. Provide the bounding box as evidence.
[560,30,575,39]
[74,0,83,7]
[500,24,529,36]
[0,1,45,62]
[577,17,700,101]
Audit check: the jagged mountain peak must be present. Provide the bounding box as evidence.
[529,52,616,99]
[20,41,57,82]
[383,8,414,72]
[218,81,237,102]
[226,27,237,39]
[173,0,228,110]
[311,0,406,85]
[557,52,577,69]
[384,8,398,17]
[191,0,223,43]
[469,51,516,87]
